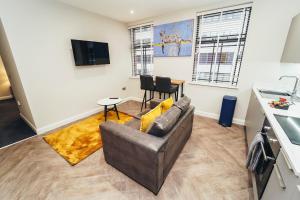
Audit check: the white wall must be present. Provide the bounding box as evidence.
[127,0,300,124]
[0,55,12,99]
[1,0,299,131]
[0,20,35,124]
[0,0,131,132]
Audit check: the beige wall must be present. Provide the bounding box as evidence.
[0,0,132,132]
[126,0,300,124]
[0,55,12,99]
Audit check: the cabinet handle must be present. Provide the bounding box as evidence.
[282,150,293,171]
[274,163,286,190]
[263,126,272,131]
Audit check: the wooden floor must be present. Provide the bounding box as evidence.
[0,100,253,200]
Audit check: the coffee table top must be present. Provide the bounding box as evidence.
[97,98,122,106]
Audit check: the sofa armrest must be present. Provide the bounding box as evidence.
[150,99,163,109]
[100,121,166,194]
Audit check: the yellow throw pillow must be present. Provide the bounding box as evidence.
[161,97,174,113]
[140,105,162,132]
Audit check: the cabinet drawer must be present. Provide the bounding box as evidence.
[262,150,298,200]
[277,150,298,188]
[291,185,300,200]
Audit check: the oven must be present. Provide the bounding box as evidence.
[254,118,281,199]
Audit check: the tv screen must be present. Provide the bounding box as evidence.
[71,39,110,66]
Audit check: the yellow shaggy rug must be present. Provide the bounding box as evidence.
[43,111,133,165]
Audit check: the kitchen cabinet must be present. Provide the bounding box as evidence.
[245,90,265,145]
[262,150,300,200]
[291,186,300,200]
[281,13,300,63]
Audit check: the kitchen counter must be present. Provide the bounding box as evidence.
[253,84,300,176]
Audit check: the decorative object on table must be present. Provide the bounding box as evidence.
[269,97,291,110]
[43,111,132,165]
[153,19,194,57]
[97,98,123,121]
[219,95,237,127]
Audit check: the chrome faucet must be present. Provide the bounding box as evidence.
[279,76,299,101]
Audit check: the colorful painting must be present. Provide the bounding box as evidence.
[153,19,194,57]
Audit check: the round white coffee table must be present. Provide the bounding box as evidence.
[97,98,122,121]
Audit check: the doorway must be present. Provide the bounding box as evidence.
[0,56,36,148]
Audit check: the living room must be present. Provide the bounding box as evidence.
[1,0,300,199]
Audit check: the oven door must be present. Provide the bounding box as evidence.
[254,135,276,199]
[263,120,281,158]
[255,118,281,199]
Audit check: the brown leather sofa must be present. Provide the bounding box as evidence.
[100,98,195,194]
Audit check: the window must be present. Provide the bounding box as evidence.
[192,5,252,86]
[130,24,154,76]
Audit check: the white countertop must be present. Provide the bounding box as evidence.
[253,84,300,176]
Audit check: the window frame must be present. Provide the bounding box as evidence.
[192,4,252,88]
[129,24,154,77]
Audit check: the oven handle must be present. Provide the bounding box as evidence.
[274,163,286,190]
[260,142,275,161]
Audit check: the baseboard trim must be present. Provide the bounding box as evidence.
[36,107,102,134]
[0,95,13,101]
[21,96,245,136]
[35,97,139,135]
[125,96,143,102]
[127,97,246,125]
[20,113,37,132]
[194,109,245,126]
[232,118,246,126]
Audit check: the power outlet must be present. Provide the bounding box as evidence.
[122,87,126,91]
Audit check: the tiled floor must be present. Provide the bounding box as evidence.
[0,100,253,200]
[0,99,36,148]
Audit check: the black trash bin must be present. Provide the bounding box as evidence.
[219,95,237,127]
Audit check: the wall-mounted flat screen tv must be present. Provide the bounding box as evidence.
[71,39,110,66]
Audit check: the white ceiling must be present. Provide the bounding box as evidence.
[57,0,227,23]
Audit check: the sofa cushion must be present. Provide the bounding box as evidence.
[147,106,181,137]
[173,96,191,115]
[140,104,162,132]
[161,97,174,113]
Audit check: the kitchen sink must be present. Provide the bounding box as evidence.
[274,114,300,145]
[259,89,291,96]
[259,89,291,99]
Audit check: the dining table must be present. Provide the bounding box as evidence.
[170,79,185,98]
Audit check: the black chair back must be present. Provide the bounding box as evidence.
[155,76,171,93]
[140,75,155,91]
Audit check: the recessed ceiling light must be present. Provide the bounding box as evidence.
[130,10,134,14]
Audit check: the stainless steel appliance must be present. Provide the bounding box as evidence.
[254,118,281,199]
[274,114,300,145]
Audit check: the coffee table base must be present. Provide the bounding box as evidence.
[104,104,120,121]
